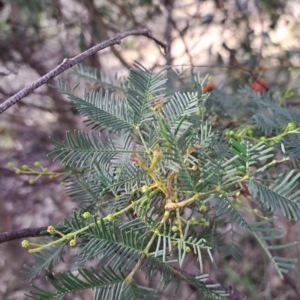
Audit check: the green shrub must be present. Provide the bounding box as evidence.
[19,62,300,299]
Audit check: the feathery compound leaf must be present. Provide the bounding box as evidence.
[64,171,103,208]
[162,91,199,135]
[70,63,128,92]
[248,172,300,220]
[127,62,169,125]
[27,61,300,299]
[22,242,68,282]
[56,78,135,132]
[28,266,126,300]
[159,119,197,191]
[49,131,135,168]
[215,196,298,277]
[249,218,298,278]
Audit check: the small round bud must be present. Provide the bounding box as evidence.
[49,175,54,180]
[7,162,14,168]
[34,161,41,167]
[172,226,179,232]
[192,166,197,171]
[62,162,67,167]
[22,165,29,170]
[21,240,30,248]
[259,136,266,141]
[236,198,242,205]
[171,240,177,246]
[185,246,191,253]
[83,212,91,219]
[269,141,275,146]
[274,136,281,142]
[204,222,210,227]
[229,130,235,136]
[29,179,35,185]
[253,209,258,214]
[191,217,197,225]
[47,225,55,234]
[200,218,205,223]
[69,239,76,247]
[200,205,207,213]
[288,66,293,73]
[153,149,163,161]
[15,170,21,175]
[287,122,296,131]
[42,168,48,173]
[60,181,65,186]
[142,185,149,193]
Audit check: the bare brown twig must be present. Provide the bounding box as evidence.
[0,29,166,114]
[0,227,49,244]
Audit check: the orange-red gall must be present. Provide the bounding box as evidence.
[250,80,269,93]
[236,182,249,195]
[203,83,215,94]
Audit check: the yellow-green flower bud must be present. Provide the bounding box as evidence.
[185,246,191,253]
[47,225,55,234]
[287,122,296,131]
[7,162,14,168]
[60,182,65,186]
[172,226,179,232]
[22,165,29,170]
[69,239,76,247]
[15,170,21,175]
[83,212,91,219]
[171,240,177,246]
[142,185,149,193]
[236,198,242,205]
[204,222,210,227]
[29,179,35,185]
[259,136,266,141]
[200,205,207,213]
[34,161,41,167]
[274,136,281,142]
[21,240,30,248]
[191,217,197,225]
[42,168,48,173]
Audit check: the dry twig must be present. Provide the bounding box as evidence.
[0,29,166,114]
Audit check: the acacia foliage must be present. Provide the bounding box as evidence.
[23,62,300,299]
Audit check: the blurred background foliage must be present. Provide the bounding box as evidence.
[0,0,300,299]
